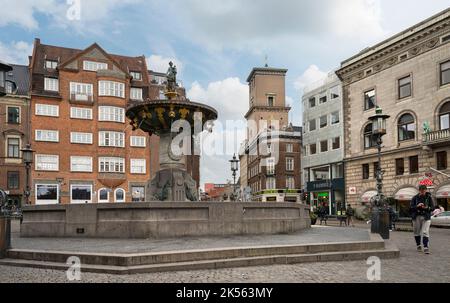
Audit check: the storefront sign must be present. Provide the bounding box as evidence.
[307,180,331,192]
[348,187,356,195]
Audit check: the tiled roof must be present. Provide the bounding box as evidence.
[6,64,30,96]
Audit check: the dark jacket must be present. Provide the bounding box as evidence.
[410,192,434,220]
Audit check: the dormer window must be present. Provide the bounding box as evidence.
[45,60,58,69]
[44,77,59,92]
[83,60,108,71]
[130,71,142,81]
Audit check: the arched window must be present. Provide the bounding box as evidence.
[98,188,109,203]
[439,101,450,130]
[114,188,125,203]
[398,113,415,141]
[364,123,376,149]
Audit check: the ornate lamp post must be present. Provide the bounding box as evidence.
[229,154,239,201]
[368,107,390,239]
[20,144,34,207]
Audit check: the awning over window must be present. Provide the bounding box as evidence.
[436,185,450,198]
[361,190,377,203]
[394,187,418,201]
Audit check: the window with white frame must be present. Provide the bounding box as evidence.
[70,156,93,172]
[286,157,294,171]
[266,157,275,175]
[114,188,125,202]
[70,107,92,120]
[99,131,125,147]
[35,184,59,205]
[44,77,59,92]
[131,186,145,202]
[7,137,20,158]
[99,157,125,173]
[35,154,59,171]
[98,188,110,203]
[98,106,125,123]
[98,81,125,98]
[286,176,295,189]
[70,184,92,204]
[70,132,93,144]
[130,71,142,80]
[266,177,276,189]
[70,82,93,101]
[331,111,340,124]
[130,159,146,174]
[45,60,58,69]
[36,104,59,117]
[130,136,146,147]
[35,130,59,142]
[83,60,108,71]
[286,144,293,153]
[130,87,143,100]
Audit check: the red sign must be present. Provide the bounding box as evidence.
[419,178,433,186]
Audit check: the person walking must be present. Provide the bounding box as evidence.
[346,204,355,227]
[410,185,435,254]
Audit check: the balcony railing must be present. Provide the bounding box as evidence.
[423,129,450,145]
[70,93,94,103]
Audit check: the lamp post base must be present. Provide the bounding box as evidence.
[370,207,390,239]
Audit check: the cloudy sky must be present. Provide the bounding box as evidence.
[1,0,448,188]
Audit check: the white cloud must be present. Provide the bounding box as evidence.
[294,65,328,93]
[147,55,183,74]
[0,0,59,30]
[0,41,33,64]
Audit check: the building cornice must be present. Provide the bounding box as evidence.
[344,144,423,162]
[244,106,291,119]
[246,67,287,83]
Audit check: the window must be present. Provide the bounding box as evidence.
[286,144,293,153]
[364,123,377,149]
[398,113,415,141]
[70,156,93,172]
[330,86,340,99]
[99,131,125,147]
[70,132,93,144]
[45,60,58,69]
[319,95,327,104]
[114,188,125,202]
[7,171,19,189]
[362,164,370,180]
[35,130,58,142]
[70,107,92,120]
[35,184,58,205]
[130,71,142,80]
[98,81,125,98]
[83,60,108,71]
[437,151,448,171]
[286,176,295,190]
[440,60,450,86]
[5,81,14,94]
[266,157,275,175]
[267,95,274,107]
[130,87,143,100]
[373,162,380,179]
[332,137,340,150]
[320,140,328,153]
[442,34,450,44]
[266,177,276,189]
[310,143,317,155]
[70,82,93,101]
[7,138,20,158]
[309,97,316,108]
[7,107,20,124]
[320,115,327,128]
[286,157,294,171]
[99,157,125,173]
[331,111,340,124]
[98,188,110,203]
[130,136,146,147]
[130,159,146,174]
[36,104,59,117]
[398,75,412,99]
[131,186,145,202]
[44,77,59,92]
[71,184,92,204]
[395,158,405,176]
[309,119,316,132]
[409,156,419,174]
[364,89,376,110]
[312,166,329,181]
[35,155,59,171]
[98,106,125,123]
[439,101,450,130]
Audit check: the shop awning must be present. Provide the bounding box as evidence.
[394,187,418,201]
[436,185,450,198]
[361,190,377,203]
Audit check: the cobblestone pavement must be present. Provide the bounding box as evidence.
[1,224,449,283]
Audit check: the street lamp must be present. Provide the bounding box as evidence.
[368,106,390,239]
[20,144,34,207]
[229,153,239,201]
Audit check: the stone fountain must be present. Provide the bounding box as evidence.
[126,62,218,201]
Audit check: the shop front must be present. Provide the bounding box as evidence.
[436,184,450,211]
[394,187,419,218]
[306,178,345,215]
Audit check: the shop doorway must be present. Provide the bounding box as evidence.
[313,192,330,214]
[437,198,449,211]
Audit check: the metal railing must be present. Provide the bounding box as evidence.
[423,129,450,144]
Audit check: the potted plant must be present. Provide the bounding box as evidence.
[310,211,318,225]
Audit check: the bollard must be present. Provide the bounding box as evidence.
[370,207,390,239]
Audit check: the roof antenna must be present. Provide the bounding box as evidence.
[264,55,268,67]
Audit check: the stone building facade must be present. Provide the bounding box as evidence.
[336,9,450,216]
[301,72,345,214]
